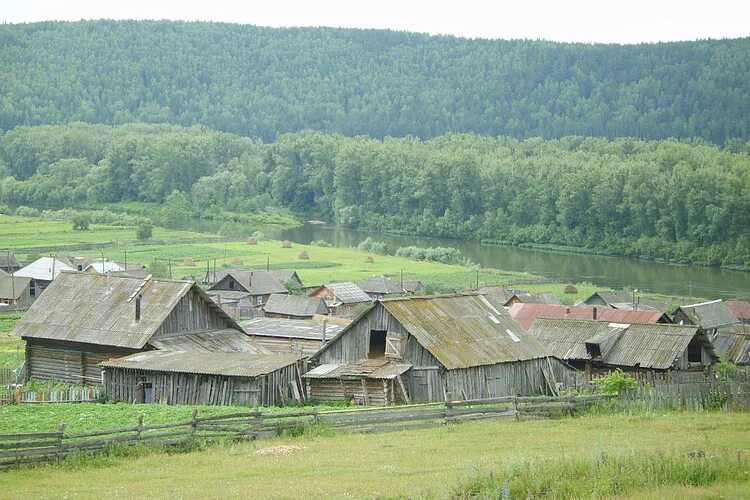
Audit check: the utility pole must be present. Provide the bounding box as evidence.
[10,251,16,312]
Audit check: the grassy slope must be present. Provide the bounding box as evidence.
[0,412,747,498]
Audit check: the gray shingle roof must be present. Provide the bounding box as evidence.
[210,270,288,296]
[712,325,750,364]
[11,272,241,349]
[379,294,548,369]
[359,275,404,295]
[324,282,372,304]
[676,300,739,330]
[527,318,714,370]
[0,276,31,300]
[100,350,302,377]
[15,257,76,281]
[148,329,271,354]
[262,294,328,317]
[240,317,344,341]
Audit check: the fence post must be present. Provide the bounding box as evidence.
[14,386,20,405]
[136,415,144,442]
[512,396,519,421]
[190,409,198,440]
[444,392,453,423]
[251,405,261,438]
[57,422,66,458]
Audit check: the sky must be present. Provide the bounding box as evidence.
[1,0,748,44]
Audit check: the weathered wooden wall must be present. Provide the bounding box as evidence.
[25,340,138,386]
[103,363,300,406]
[305,378,401,406]
[153,289,231,338]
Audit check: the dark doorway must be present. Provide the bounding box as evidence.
[369,330,387,358]
[687,341,702,363]
[142,382,153,403]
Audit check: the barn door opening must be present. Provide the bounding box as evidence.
[141,380,153,403]
[368,330,387,358]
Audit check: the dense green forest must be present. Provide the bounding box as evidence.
[1,124,748,267]
[0,21,748,143]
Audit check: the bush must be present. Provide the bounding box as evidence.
[310,239,331,247]
[71,214,91,231]
[592,368,638,395]
[136,223,153,241]
[14,205,40,217]
[357,237,389,255]
[395,245,473,266]
[715,361,738,381]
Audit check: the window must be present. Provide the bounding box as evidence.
[229,280,235,290]
[368,330,387,358]
[29,281,36,298]
[687,341,702,363]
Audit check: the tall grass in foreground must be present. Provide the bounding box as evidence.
[451,450,749,498]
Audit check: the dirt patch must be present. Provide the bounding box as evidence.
[255,445,306,456]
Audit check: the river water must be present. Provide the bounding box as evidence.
[190,221,749,300]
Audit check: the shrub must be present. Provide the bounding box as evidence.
[310,239,331,247]
[395,245,473,266]
[71,214,91,231]
[357,237,388,255]
[592,368,638,395]
[14,206,40,217]
[136,223,153,241]
[715,361,738,381]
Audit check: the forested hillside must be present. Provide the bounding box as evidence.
[0,21,748,143]
[1,124,748,267]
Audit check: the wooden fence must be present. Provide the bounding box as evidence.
[0,394,609,470]
[620,381,750,410]
[0,368,17,386]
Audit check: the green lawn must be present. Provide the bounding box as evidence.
[0,411,746,498]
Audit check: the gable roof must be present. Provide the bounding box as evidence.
[319,282,372,304]
[15,257,76,281]
[478,286,522,304]
[262,293,328,317]
[101,350,301,377]
[712,325,750,364]
[84,261,145,274]
[209,270,288,296]
[726,300,750,322]
[359,275,405,295]
[0,276,31,300]
[508,303,669,330]
[400,279,423,293]
[527,318,714,370]
[378,294,548,369]
[580,290,668,311]
[0,253,21,269]
[147,329,271,354]
[11,272,241,349]
[675,300,739,330]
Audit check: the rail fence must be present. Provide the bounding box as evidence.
[0,394,609,470]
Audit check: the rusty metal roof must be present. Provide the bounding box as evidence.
[379,294,548,369]
[509,303,669,330]
[101,350,302,377]
[148,329,271,354]
[11,272,242,349]
[527,318,714,370]
[712,325,750,364]
[676,300,739,330]
[262,293,328,317]
[726,300,750,322]
[303,358,412,380]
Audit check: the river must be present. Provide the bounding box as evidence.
[188,220,749,300]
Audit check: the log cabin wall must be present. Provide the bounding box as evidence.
[152,290,232,339]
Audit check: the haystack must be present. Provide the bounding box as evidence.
[231,257,244,266]
[564,284,578,294]
[282,240,292,248]
[183,258,195,267]
[247,237,258,245]
[364,255,374,264]
[298,251,310,260]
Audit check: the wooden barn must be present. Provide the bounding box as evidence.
[101,351,303,406]
[309,282,373,318]
[527,318,717,379]
[262,293,329,320]
[673,300,740,336]
[304,294,574,405]
[712,325,750,365]
[10,272,257,385]
[0,275,32,310]
[208,270,288,309]
[241,317,345,356]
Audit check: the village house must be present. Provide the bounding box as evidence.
[578,290,668,311]
[400,279,424,294]
[726,300,750,325]
[0,252,22,274]
[712,325,750,365]
[262,293,329,320]
[10,272,264,386]
[309,282,373,318]
[673,300,740,337]
[208,270,289,310]
[526,318,717,380]
[241,317,346,356]
[83,260,146,275]
[0,275,33,310]
[101,351,303,406]
[206,268,303,289]
[478,286,562,307]
[14,256,77,298]
[358,275,405,300]
[509,303,671,330]
[303,294,574,406]
[206,290,255,319]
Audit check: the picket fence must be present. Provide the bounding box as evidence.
[0,387,102,406]
[0,394,610,470]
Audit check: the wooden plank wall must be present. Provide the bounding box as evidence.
[152,290,231,339]
[305,378,396,406]
[26,342,133,386]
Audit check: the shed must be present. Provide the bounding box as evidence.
[305,294,573,405]
[262,293,329,320]
[508,303,671,330]
[358,275,405,299]
[309,282,373,318]
[101,351,303,406]
[527,318,717,378]
[0,276,33,310]
[10,272,250,385]
[712,325,750,365]
[208,270,288,309]
[673,300,740,336]
[241,317,344,356]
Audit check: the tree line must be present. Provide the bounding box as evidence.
[1,124,748,268]
[0,21,748,143]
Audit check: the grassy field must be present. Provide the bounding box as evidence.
[0,411,746,498]
[0,313,24,368]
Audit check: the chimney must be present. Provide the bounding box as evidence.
[592,307,597,320]
[135,295,142,321]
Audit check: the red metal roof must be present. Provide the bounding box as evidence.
[726,300,750,321]
[509,303,668,330]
